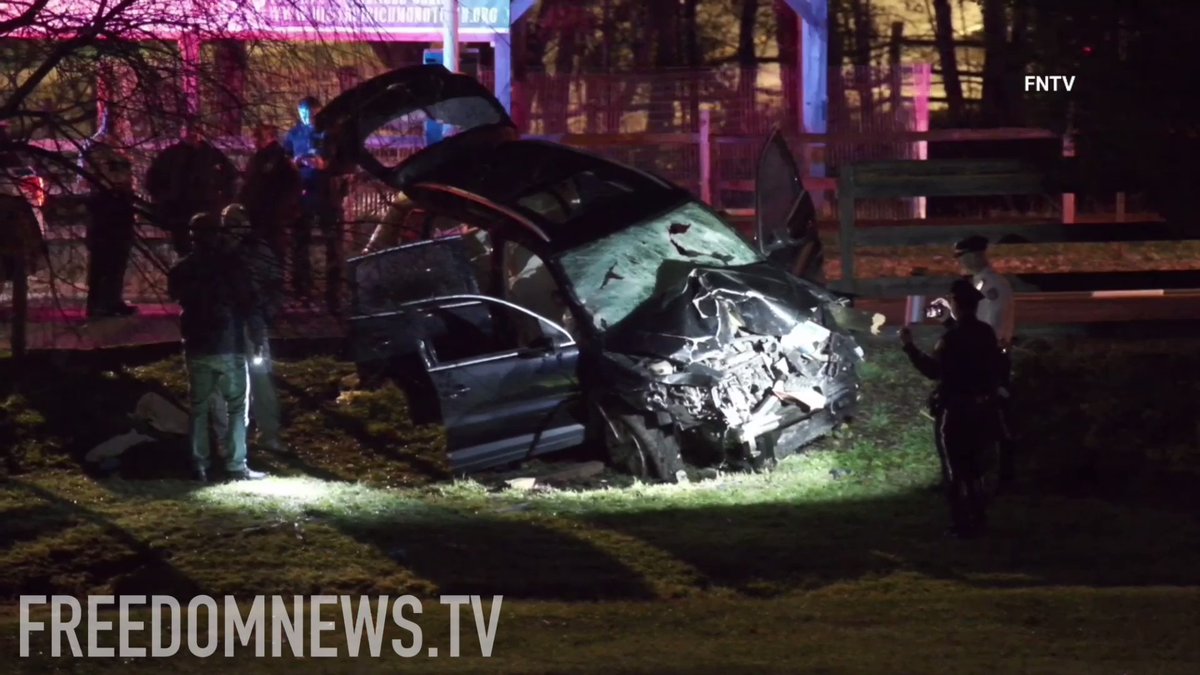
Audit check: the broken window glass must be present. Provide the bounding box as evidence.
[558,201,763,331]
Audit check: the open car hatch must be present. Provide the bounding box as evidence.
[315,64,517,188]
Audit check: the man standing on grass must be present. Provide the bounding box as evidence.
[902,278,1007,539]
[218,204,288,454]
[167,212,267,483]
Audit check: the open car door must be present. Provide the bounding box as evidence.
[420,296,583,473]
[755,128,824,285]
[315,64,519,189]
[346,190,584,474]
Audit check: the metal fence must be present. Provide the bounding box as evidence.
[14,63,934,306]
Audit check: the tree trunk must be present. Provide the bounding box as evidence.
[774,0,799,132]
[932,0,965,125]
[548,2,579,133]
[849,0,874,123]
[888,21,903,114]
[10,255,27,360]
[685,0,702,131]
[511,12,533,132]
[980,0,1009,125]
[649,0,680,131]
[738,0,760,133]
[828,2,847,132]
[623,3,655,131]
[1006,0,1031,123]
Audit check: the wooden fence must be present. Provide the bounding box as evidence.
[16,126,1156,312]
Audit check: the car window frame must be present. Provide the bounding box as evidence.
[364,294,576,371]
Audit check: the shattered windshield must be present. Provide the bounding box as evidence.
[558,201,763,331]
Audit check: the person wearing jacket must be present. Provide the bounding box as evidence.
[238,124,300,264]
[212,204,287,454]
[80,131,138,318]
[167,211,266,482]
[284,96,345,314]
[901,277,1007,538]
[145,124,238,256]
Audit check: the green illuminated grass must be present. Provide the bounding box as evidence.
[2,338,1200,671]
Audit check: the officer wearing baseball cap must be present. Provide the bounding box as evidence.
[953,235,1014,348]
[901,277,1007,538]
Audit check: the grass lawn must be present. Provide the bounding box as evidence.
[2,336,1200,672]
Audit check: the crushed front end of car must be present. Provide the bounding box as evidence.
[592,262,863,475]
[559,201,866,478]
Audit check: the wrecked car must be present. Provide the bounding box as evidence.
[317,64,867,481]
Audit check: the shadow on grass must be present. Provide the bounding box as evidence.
[4,469,1200,601]
[302,483,1200,602]
[4,336,1200,602]
[0,479,204,598]
[1008,336,1200,512]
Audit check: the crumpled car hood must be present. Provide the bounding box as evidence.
[601,260,847,363]
[589,260,863,452]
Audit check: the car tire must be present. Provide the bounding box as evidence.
[595,403,685,482]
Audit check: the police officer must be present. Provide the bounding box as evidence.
[952,235,1015,349]
[284,96,345,314]
[952,235,1017,488]
[0,124,44,306]
[901,278,1007,538]
[81,131,138,317]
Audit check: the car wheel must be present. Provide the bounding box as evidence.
[596,404,685,482]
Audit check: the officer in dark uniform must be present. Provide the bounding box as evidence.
[953,235,1017,489]
[901,278,1006,538]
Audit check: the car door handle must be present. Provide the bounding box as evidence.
[448,384,470,398]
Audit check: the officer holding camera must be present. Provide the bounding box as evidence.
[926,235,1017,489]
[903,278,1008,538]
